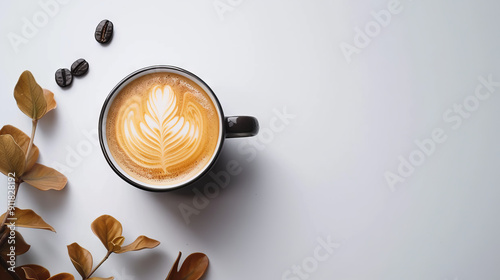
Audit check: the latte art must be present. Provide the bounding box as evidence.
[119,85,204,172]
[106,73,220,186]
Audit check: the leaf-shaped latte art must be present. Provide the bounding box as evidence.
[116,85,205,174]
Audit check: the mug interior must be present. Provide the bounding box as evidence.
[99,65,225,191]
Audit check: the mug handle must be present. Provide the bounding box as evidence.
[225,116,259,138]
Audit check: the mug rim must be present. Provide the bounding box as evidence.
[98,65,226,192]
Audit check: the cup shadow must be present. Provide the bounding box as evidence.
[146,142,260,234]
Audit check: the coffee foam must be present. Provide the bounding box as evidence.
[106,72,220,186]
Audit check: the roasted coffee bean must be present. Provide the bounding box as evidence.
[55,68,73,87]
[71,58,89,76]
[95,19,113,44]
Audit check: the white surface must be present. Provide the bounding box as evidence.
[1,0,500,279]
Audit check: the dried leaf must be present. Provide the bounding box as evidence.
[21,267,37,280]
[0,208,55,232]
[88,277,114,280]
[46,273,74,280]
[20,265,51,280]
[43,89,57,114]
[67,243,93,279]
[14,231,31,255]
[0,268,10,279]
[110,236,125,253]
[0,125,39,171]
[91,215,123,252]
[0,267,25,280]
[21,163,67,191]
[166,252,209,280]
[0,134,26,177]
[116,235,160,254]
[0,230,30,257]
[14,71,47,120]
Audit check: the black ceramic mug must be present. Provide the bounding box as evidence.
[99,65,259,191]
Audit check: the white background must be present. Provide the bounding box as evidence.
[1,0,500,279]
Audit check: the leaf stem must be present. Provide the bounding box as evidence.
[25,119,38,166]
[0,256,22,280]
[86,251,112,279]
[0,120,32,279]
[0,119,37,248]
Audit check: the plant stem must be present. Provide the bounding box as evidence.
[25,119,37,167]
[0,256,22,280]
[1,118,37,231]
[0,120,37,280]
[0,120,37,277]
[86,251,111,279]
[0,119,37,241]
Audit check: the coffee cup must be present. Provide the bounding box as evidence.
[98,65,259,191]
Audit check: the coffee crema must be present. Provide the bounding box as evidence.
[106,72,220,186]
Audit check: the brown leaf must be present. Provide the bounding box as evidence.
[67,243,93,279]
[21,163,67,191]
[20,265,51,280]
[115,235,160,254]
[88,278,114,280]
[166,252,209,280]
[43,89,57,114]
[91,215,123,252]
[0,267,11,280]
[46,273,74,280]
[0,230,31,258]
[110,236,125,253]
[0,267,25,280]
[0,134,26,177]
[0,208,55,232]
[14,71,47,120]
[0,125,39,171]
[21,266,37,280]
[14,231,31,255]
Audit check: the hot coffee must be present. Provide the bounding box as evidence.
[105,72,221,186]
